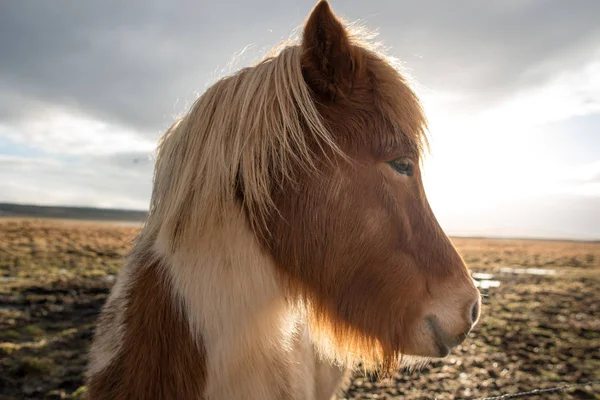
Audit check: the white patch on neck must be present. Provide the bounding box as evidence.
[157,208,339,399]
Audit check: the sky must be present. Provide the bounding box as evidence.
[1,0,599,240]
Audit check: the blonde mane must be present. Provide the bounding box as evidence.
[146,43,346,252]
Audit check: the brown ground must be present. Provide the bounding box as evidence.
[0,219,598,399]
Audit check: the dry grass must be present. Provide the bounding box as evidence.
[0,219,598,399]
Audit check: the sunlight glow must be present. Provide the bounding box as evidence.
[416,57,600,236]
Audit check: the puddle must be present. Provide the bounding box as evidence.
[471,272,501,289]
[499,267,558,275]
[471,267,559,290]
[474,279,501,289]
[472,272,494,280]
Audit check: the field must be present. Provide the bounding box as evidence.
[0,219,598,399]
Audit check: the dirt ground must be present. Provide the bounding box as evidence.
[0,219,598,399]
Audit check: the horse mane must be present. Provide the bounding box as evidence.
[144,43,333,251]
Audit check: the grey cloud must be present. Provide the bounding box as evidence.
[0,154,153,209]
[0,1,308,134]
[367,0,600,95]
[1,0,600,136]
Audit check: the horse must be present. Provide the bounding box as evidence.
[86,1,481,398]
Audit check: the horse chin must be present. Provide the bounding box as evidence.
[398,354,435,372]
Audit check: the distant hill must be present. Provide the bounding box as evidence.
[0,203,147,222]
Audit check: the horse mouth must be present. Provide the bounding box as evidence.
[425,315,470,358]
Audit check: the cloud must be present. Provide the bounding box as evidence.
[0,1,301,135]
[473,60,600,127]
[0,109,156,156]
[1,1,600,135]
[0,154,153,210]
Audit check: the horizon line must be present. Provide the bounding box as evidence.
[1,201,598,243]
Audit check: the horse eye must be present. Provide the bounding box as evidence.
[389,157,414,176]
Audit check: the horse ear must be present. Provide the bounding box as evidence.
[301,1,360,100]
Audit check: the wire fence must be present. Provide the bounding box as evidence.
[473,380,600,400]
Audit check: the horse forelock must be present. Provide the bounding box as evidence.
[146,45,334,251]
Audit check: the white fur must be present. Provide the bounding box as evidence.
[156,207,347,399]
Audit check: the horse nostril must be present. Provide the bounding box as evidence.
[470,299,480,325]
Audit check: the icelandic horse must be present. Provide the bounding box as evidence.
[87,1,481,399]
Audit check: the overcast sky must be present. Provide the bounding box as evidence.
[1,0,599,240]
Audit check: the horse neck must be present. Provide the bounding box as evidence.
[156,210,317,398]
